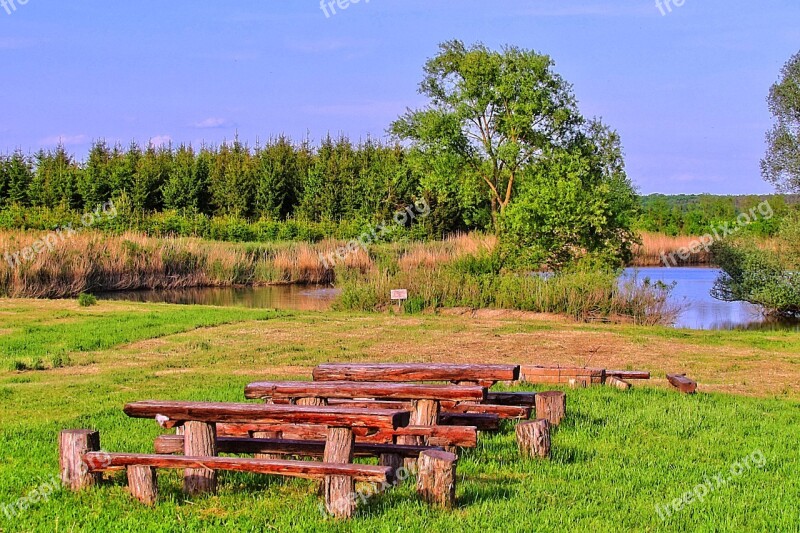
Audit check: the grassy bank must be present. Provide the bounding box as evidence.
[0,299,798,532]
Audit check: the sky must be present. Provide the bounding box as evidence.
[1,0,798,195]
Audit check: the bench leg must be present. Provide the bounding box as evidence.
[128,465,158,505]
[417,450,457,509]
[323,427,355,519]
[59,429,101,491]
[183,421,217,495]
[399,399,440,467]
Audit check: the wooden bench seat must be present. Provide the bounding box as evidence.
[154,435,442,459]
[82,451,393,507]
[317,398,520,422]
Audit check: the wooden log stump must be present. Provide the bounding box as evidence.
[296,397,328,406]
[568,378,587,389]
[183,421,217,495]
[323,427,356,519]
[535,391,566,426]
[607,376,631,390]
[59,429,102,491]
[516,419,551,459]
[251,430,282,460]
[127,465,158,505]
[416,450,457,509]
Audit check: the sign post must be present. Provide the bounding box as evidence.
[390,289,408,313]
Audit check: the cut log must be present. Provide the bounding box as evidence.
[667,373,697,394]
[312,363,519,383]
[444,403,530,420]
[83,452,392,482]
[245,381,486,403]
[59,429,102,491]
[324,398,524,420]
[216,423,479,448]
[535,391,567,426]
[520,366,604,385]
[568,378,587,389]
[296,397,328,406]
[183,421,217,495]
[323,427,356,519]
[127,465,157,505]
[155,434,442,458]
[123,401,411,431]
[606,370,650,380]
[439,413,499,431]
[485,392,536,406]
[516,419,551,459]
[399,399,440,464]
[250,430,282,460]
[606,376,631,390]
[416,450,457,509]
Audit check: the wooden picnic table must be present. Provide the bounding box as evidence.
[124,400,411,516]
[312,363,520,387]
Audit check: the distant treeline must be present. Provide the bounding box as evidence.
[0,137,470,239]
[636,193,800,237]
[1,138,797,242]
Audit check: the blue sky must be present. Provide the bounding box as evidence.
[1,0,798,195]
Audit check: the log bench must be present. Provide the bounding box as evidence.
[519,365,650,388]
[121,401,412,517]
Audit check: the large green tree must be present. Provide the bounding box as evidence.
[392,40,582,229]
[762,50,800,192]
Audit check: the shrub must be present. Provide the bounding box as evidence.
[78,293,97,307]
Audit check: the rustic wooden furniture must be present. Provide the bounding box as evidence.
[312,363,520,387]
[667,373,698,394]
[121,400,411,517]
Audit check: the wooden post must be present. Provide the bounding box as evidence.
[59,429,101,491]
[416,450,457,509]
[569,378,587,389]
[535,391,567,426]
[250,430,282,460]
[183,421,217,495]
[127,465,158,505]
[323,427,356,519]
[399,399,441,466]
[516,419,551,459]
[607,376,631,390]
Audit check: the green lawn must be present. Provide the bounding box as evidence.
[0,299,797,532]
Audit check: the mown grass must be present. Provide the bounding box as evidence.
[0,300,798,532]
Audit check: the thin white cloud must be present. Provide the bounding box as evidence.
[192,117,232,129]
[149,135,172,147]
[40,134,88,146]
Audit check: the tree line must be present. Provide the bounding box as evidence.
[0,136,476,236]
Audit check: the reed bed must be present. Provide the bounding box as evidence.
[632,232,713,267]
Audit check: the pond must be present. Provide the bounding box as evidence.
[97,267,799,331]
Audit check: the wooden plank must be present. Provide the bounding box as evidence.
[312,363,519,383]
[444,403,530,419]
[486,392,537,406]
[154,435,442,459]
[245,381,486,402]
[439,412,499,431]
[667,373,697,394]
[83,452,392,483]
[216,423,479,448]
[606,370,651,380]
[520,366,605,384]
[123,401,410,430]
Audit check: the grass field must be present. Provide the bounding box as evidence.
[0,299,798,532]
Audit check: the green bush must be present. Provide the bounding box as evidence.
[78,293,97,307]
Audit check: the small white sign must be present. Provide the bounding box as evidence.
[390,289,408,301]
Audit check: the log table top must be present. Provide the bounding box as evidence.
[312,363,520,386]
[244,381,487,402]
[123,400,410,430]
